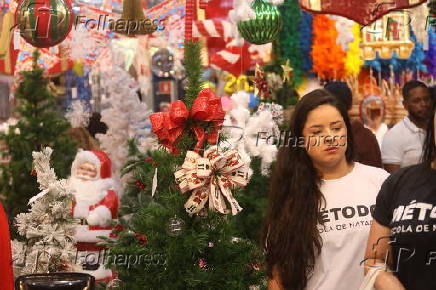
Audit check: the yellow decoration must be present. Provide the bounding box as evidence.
[0,12,14,58]
[345,24,363,77]
[224,73,254,95]
[281,60,293,83]
[361,11,414,60]
[203,81,216,91]
[72,61,84,77]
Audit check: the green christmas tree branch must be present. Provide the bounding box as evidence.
[183,41,203,109]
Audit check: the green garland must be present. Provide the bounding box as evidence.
[274,0,303,85]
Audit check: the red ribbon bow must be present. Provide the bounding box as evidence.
[150,89,225,154]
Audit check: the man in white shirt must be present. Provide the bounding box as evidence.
[382,80,432,173]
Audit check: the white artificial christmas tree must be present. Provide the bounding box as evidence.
[96,65,156,187]
[12,147,78,275]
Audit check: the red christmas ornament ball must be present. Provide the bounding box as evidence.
[15,0,73,48]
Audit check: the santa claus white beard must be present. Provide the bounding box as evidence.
[69,176,115,206]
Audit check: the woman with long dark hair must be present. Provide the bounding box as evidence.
[365,99,436,290]
[263,89,389,289]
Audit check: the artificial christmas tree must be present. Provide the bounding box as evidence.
[12,147,78,276]
[230,157,270,242]
[102,42,265,289]
[96,65,154,188]
[0,50,77,221]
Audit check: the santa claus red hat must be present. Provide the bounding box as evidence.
[71,150,112,179]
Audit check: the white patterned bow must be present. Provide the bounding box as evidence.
[174,146,249,216]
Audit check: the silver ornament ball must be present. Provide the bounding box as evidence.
[166,216,185,237]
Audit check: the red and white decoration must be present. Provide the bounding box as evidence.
[69,150,119,282]
[193,19,235,42]
[193,18,270,76]
[174,146,249,216]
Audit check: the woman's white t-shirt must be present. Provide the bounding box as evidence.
[306,162,389,290]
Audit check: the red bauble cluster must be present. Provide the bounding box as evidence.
[134,233,148,245]
[134,180,146,190]
[109,224,125,239]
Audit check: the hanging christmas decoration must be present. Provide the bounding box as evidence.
[363,26,427,75]
[330,16,354,52]
[345,23,363,77]
[209,43,254,77]
[426,28,436,78]
[15,0,73,48]
[268,0,304,85]
[281,59,293,83]
[311,15,346,80]
[300,0,426,26]
[151,48,174,77]
[174,146,249,216]
[254,64,272,99]
[361,11,414,60]
[150,88,225,154]
[166,216,185,236]
[223,74,255,95]
[299,10,313,73]
[109,0,157,35]
[237,0,282,45]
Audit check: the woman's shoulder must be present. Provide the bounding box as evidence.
[352,162,390,185]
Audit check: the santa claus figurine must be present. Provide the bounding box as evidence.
[69,150,119,282]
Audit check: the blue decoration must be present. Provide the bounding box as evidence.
[426,28,436,78]
[364,25,427,75]
[64,69,92,111]
[248,92,259,108]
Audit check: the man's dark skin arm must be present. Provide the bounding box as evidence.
[383,164,400,173]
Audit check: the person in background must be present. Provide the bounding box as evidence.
[264,89,389,290]
[381,80,431,173]
[159,102,170,112]
[360,95,389,148]
[364,99,436,290]
[325,81,382,168]
[430,85,435,103]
